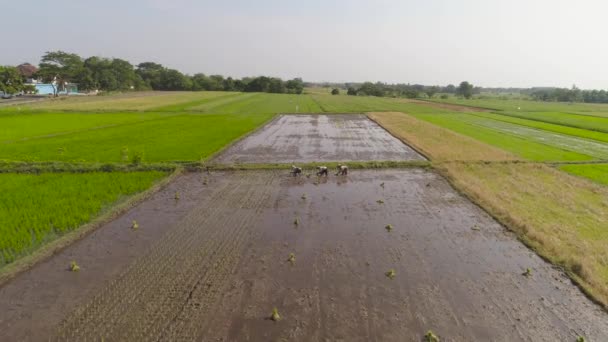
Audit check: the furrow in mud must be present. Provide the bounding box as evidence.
[55,172,279,341]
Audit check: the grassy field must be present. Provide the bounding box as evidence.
[0,171,167,266]
[0,113,273,163]
[368,112,518,161]
[434,97,608,115]
[19,91,234,112]
[408,112,595,161]
[560,164,608,186]
[0,112,174,142]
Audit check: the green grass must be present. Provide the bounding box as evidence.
[187,92,323,114]
[0,171,167,265]
[496,111,608,133]
[0,111,174,142]
[18,91,233,112]
[408,112,594,161]
[434,97,608,115]
[560,164,608,186]
[468,112,608,144]
[0,113,273,163]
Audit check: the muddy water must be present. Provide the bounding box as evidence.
[203,170,608,341]
[213,114,425,163]
[3,170,604,341]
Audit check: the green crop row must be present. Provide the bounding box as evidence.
[0,171,167,266]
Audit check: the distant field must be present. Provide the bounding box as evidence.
[20,91,234,112]
[560,164,608,186]
[434,97,608,115]
[0,171,167,265]
[0,112,174,142]
[0,113,272,163]
[408,112,594,161]
[187,93,323,114]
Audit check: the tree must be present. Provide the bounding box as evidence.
[425,86,439,99]
[38,51,84,96]
[0,66,24,94]
[136,62,164,89]
[286,78,304,94]
[457,81,474,99]
[347,87,357,96]
[331,88,340,95]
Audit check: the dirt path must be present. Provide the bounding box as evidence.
[213,114,425,163]
[2,170,605,341]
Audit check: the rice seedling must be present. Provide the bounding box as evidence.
[576,336,586,342]
[69,260,80,272]
[57,147,65,155]
[471,225,481,231]
[380,182,385,188]
[270,307,281,321]
[425,330,439,342]
[385,224,393,232]
[294,217,300,226]
[131,220,139,230]
[174,192,180,200]
[523,268,532,277]
[301,193,307,200]
[385,269,396,279]
[377,199,385,204]
[288,253,296,264]
[0,172,165,267]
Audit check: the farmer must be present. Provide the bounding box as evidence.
[316,166,329,177]
[291,165,302,176]
[336,164,348,176]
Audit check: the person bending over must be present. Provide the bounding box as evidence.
[316,166,329,176]
[336,164,348,176]
[291,165,302,176]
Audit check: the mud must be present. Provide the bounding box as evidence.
[2,170,606,341]
[213,114,425,163]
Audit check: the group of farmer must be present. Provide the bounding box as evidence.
[290,165,348,177]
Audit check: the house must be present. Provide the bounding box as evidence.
[28,82,78,95]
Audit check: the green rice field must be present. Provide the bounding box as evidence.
[0,171,167,265]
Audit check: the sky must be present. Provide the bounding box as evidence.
[2,0,608,89]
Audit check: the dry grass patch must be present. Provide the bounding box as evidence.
[368,112,518,162]
[438,162,608,306]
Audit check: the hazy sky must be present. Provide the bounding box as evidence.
[2,0,607,88]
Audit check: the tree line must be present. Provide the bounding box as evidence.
[1,51,304,95]
[528,85,608,104]
[342,81,476,99]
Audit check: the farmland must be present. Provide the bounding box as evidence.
[0,171,166,265]
[1,91,608,341]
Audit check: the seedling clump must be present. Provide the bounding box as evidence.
[270,307,281,321]
[70,261,80,272]
[294,217,300,226]
[380,182,385,188]
[174,192,180,200]
[523,268,532,277]
[301,193,307,200]
[385,269,396,279]
[377,199,385,204]
[425,330,439,342]
[577,336,586,342]
[471,225,480,231]
[288,253,296,264]
[385,224,393,232]
[131,220,139,230]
